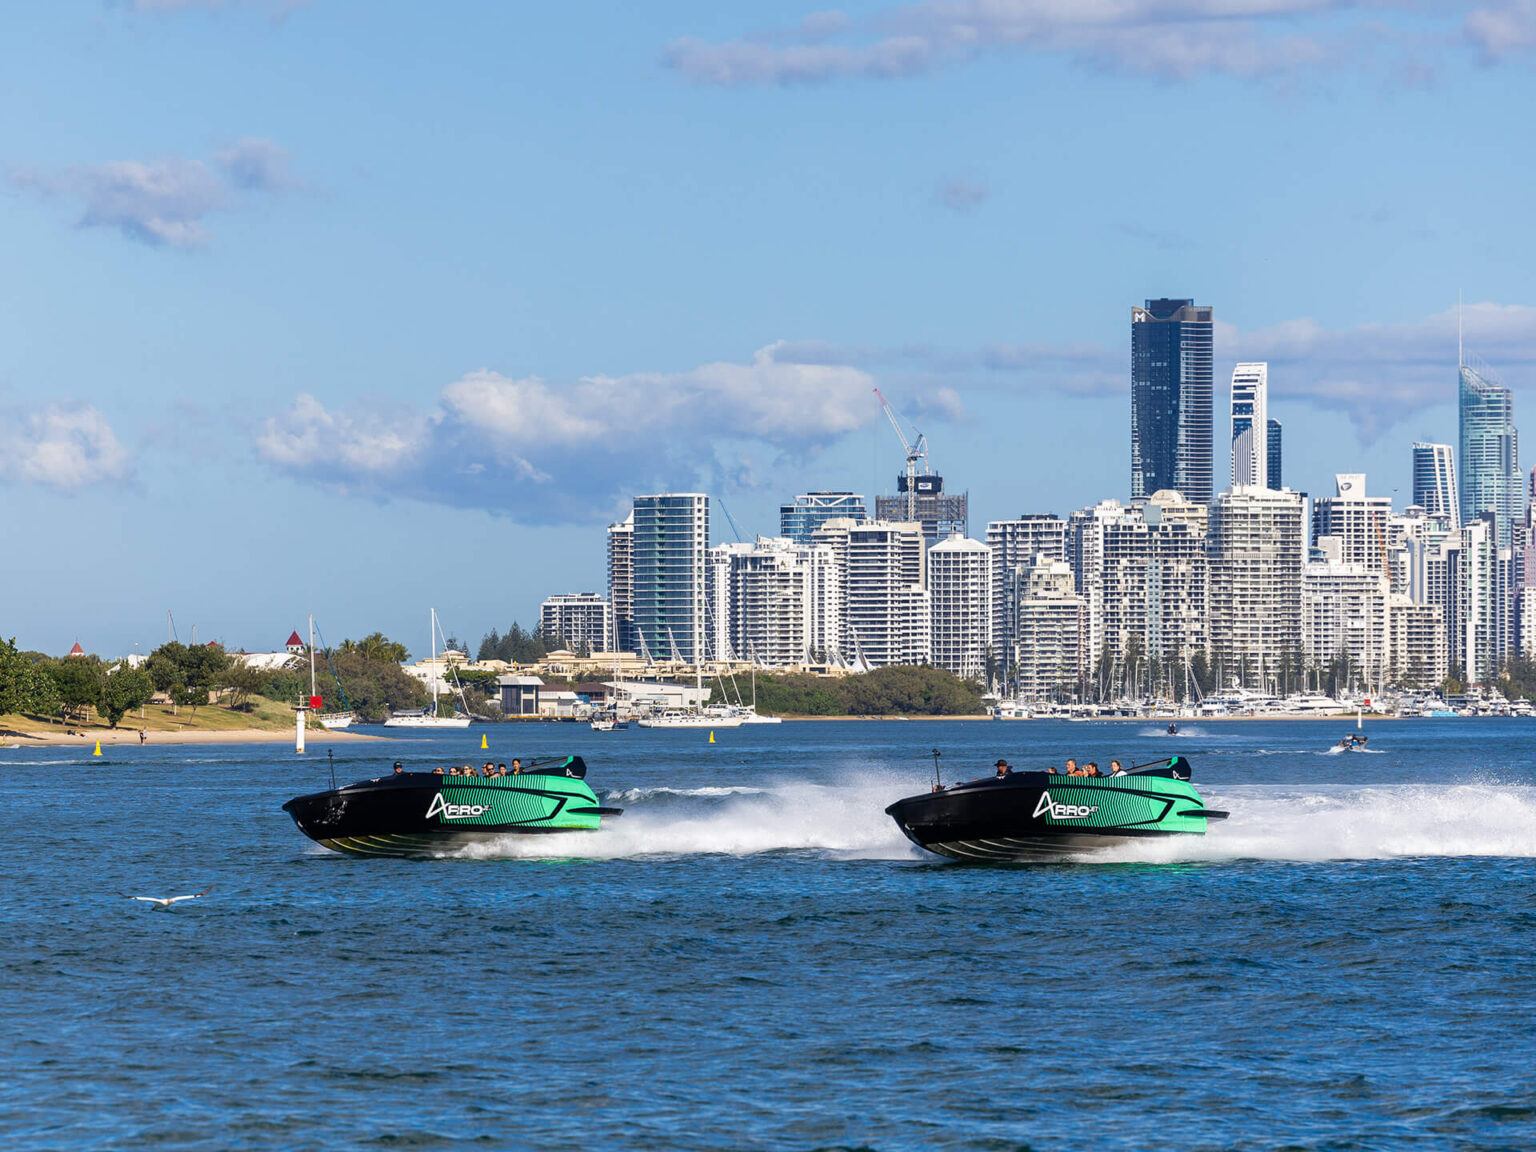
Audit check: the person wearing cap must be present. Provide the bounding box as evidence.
[392,762,404,775]
[994,759,1013,778]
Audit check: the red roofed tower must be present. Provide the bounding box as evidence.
[285,631,305,654]
[68,642,85,658]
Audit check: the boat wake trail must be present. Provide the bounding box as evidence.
[452,774,920,861]
[1136,726,1208,738]
[1097,783,1536,864]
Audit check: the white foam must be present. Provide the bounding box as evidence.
[603,785,767,803]
[1094,782,1536,863]
[453,774,921,861]
[1136,726,1209,738]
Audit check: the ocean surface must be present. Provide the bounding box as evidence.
[5,718,1536,1151]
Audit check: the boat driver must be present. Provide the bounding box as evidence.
[994,759,1013,778]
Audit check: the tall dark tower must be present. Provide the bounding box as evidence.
[1267,418,1283,490]
[1130,298,1213,503]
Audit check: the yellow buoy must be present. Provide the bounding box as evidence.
[708,730,715,743]
[480,733,488,750]
[92,740,103,757]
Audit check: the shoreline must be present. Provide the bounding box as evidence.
[0,727,383,748]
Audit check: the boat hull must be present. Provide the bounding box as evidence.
[886,758,1221,862]
[383,715,472,728]
[282,758,620,858]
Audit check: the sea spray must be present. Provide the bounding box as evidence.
[1095,782,1536,864]
[454,771,923,861]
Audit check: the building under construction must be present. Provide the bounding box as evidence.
[874,476,968,547]
[872,388,967,546]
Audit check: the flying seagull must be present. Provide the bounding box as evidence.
[131,886,212,910]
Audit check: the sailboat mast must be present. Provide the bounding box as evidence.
[309,613,317,699]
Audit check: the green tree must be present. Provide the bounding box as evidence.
[100,666,155,728]
[0,638,62,716]
[49,657,104,715]
[340,633,411,664]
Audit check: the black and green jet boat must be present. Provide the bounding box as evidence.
[885,755,1226,862]
[282,756,621,858]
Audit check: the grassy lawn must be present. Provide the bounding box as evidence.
[1,695,299,735]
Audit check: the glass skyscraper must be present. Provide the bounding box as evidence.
[1411,442,1458,528]
[1229,362,1268,488]
[1458,364,1521,546]
[1131,298,1213,504]
[780,491,866,544]
[632,493,710,665]
[1266,419,1282,490]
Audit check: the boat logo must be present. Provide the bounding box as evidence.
[1033,791,1099,821]
[426,793,492,820]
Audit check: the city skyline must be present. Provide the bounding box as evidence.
[3,4,1535,655]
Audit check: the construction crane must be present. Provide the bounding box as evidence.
[872,387,927,524]
[714,496,746,544]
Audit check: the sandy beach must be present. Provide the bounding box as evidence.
[0,727,382,748]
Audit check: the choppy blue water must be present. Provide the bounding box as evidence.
[5,718,1536,1150]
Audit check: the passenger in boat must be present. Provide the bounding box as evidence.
[1046,765,1059,774]
[1109,760,1125,776]
[511,758,523,774]
[994,759,1013,778]
[1085,762,1102,777]
[496,763,508,776]
[482,762,495,776]
[392,762,404,775]
[1064,758,1079,776]
[431,766,445,775]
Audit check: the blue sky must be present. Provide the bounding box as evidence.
[3,0,1535,657]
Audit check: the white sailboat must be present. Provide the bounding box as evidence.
[384,608,473,728]
[636,630,743,728]
[737,660,781,724]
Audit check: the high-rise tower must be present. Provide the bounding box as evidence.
[1266,419,1283,490]
[1411,442,1459,528]
[1131,298,1214,504]
[631,494,710,666]
[1229,362,1269,489]
[1458,362,1521,547]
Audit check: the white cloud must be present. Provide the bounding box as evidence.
[662,1,1452,86]
[0,404,132,492]
[257,344,883,522]
[1465,1,1536,59]
[12,138,291,248]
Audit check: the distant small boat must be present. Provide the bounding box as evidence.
[589,716,628,732]
[637,708,742,729]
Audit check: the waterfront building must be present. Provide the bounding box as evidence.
[1068,499,1140,663]
[874,477,967,547]
[985,514,1068,674]
[927,535,992,682]
[1411,442,1459,530]
[1458,361,1521,547]
[1093,491,1208,694]
[1012,557,1087,704]
[1301,548,1389,690]
[1386,596,1448,690]
[1207,486,1305,688]
[1433,513,1517,684]
[710,537,840,668]
[780,491,867,545]
[632,493,710,667]
[1131,298,1214,504]
[707,542,753,663]
[606,512,636,654]
[814,518,929,668]
[1311,474,1393,574]
[1229,363,1269,489]
[1267,419,1283,490]
[539,593,612,654]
